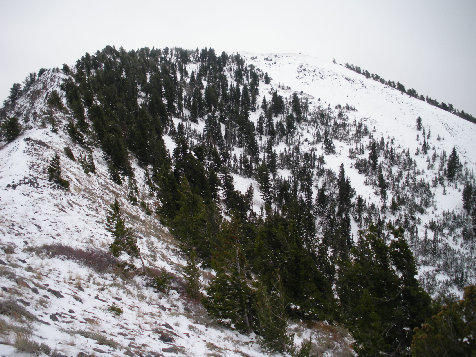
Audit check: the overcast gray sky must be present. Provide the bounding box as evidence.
[1,0,475,116]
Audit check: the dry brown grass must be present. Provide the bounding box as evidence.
[14,332,51,355]
[0,300,36,322]
[32,244,120,274]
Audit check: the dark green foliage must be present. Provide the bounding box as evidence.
[205,267,254,332]
[411,285,476,356]
[368,140,378,171]
[323,130,335,154]
[253,209,335,321]
[337,226,432,356]
[254,281,293,353]
[5,83,22,106]
[66,121,85,145]
[183,249,201,300]
[24,46,474,352]
[171,176,219,261]
[63,146,75,161]
[146,268,173,293]
[47,90,65,111]
[295,338,313,357]
[377,165,387,200]
[1,117,21,142]
[106,198,140,260]
[416,116,422,131]
[108,304,123,316]
[462,183,473,212]
[47,153,70,189]
[446,147,460,181]
[205,218,254,332]
[79,152,95,174]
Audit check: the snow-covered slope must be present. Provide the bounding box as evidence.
[0,50,475,355]
[243,53,475,296]
[0,69,354,355]
[245,53,476,170]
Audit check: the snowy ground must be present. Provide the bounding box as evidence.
[0,103,354,355]
[1,50,475,354]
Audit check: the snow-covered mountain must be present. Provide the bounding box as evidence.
[0,48,474,356]
[243,53,475,297]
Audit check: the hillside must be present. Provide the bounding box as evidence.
[0,47,475,356]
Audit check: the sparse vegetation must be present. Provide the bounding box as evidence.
[34,244,119,274]
[108,304,123,316]
[63,146,75,161]
[67,329,119,349]
[47,153,70,189]
[0,300,36,322]
[145,267,173,293]
[14,333,51,355]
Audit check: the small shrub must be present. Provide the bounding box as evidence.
[140,201,152,215]
[79,152,95,174]
[47,153,70,189]
[295,338,313,357]
[63,146,75,161]
[145,267,173,293]
[14,333,51,355]
[71,329,119,349]
[66,122,85,145]
[35,244,119,274]
[108,304,123,316]
[47,90,64,111]
[0,300,36,321]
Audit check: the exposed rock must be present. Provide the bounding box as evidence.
[50,313,59,321]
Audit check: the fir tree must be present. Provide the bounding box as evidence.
[368,140,378,171]
[47,153,70,189]
[462,182,473,213]
[183,249,201,300]
[416,116,422,131]
[254,280,293,353]
[106,198,144,269]
[1,117,21,143]
[446,147,460,181]
[411,285,476,356]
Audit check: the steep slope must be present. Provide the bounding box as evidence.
[244,53,476,297]
[0,47,475,355]
[0,68,354,355]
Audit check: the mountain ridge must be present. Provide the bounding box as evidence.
[0,46,474,356]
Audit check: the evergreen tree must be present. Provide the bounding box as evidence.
[5,83,22,106]
[462,182,473,213]
[1,117,21,143]
[171,175,218,261]
[337,225,432,356]
[106,198,143,269]
[369,140,378,171]
[416,116,422,131]
[47,153,70,189]
[411,285,476,357]
[377,165,387,201]
[106,198,140,257]
[254,280,293,353]
[183,249,201,300]
[446,147,460,181]
[205,218,253,332]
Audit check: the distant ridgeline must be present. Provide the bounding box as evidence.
[344,63,476,125]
